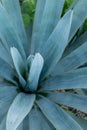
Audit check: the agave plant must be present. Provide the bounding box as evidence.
[0,0,87,130]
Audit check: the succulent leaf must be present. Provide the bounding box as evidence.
[39,10,73,79]
[53,42,87,75]
[69,0,87,41]
[27,53,44,91]
[29,107,54,130]
[1,0,28,53]
[0,87,17,122]
[47,92,87,113]
[31,0,65,54]
[10,47,26,87]
[36,96,82,130]
[6,93,35,130]
[41,67,87,91]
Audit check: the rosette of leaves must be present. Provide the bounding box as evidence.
[0,0,87,130]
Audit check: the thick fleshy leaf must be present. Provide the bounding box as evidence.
[30,0,46,53]
[6,93,35,130]
[1,0,28,53]
[0,58,16,84]
[37,0,65,44]
[27,53,44,91]
[29,107,54,130]
[0,42,13,66]
[63,31,87,57]
[0,81,13,87]
[53,42,87,75]
[40,68,87,91]
[0,117,23,130]
[69,113,87,129]
[11,47,26,86]
[0,3,26,59]
[27,55,34,71]
[0,116,6,130]
[31,0,65,54]
[69,0,87,41]
[0,86,17,121]
[47,92,87,113]
[25,22,33,56]
[39,10,73,79]
[23,115,29,130]
[16,123,23,130]
[36,96,82,130]
[76,89,87,95]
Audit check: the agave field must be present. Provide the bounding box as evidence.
[0,0,87,130]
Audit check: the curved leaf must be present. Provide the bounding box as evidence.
[0,116,6,130]
[47,92,87,113]
[36,96,82,130]
[11,47,26,87]
[0,58,16,84]
[6,93,35,130]
[39,10,73,79]
[1,0,28,54]
[53,42,87,75]
[30,0,46,53]
[16,123,23,130]
[0,42,13,66]
[0,86,17,121]
[69,113,87,129]
[0,3,26,59]
[29,107,54,130]
[25,21,33,56]
[69,0,87,41]
[23,115,29,130]
[31,0,65,54]
[27,53,44,91]
[64,31,87,57]
[40,68,87,91]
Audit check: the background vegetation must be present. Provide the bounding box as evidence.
[20,0,87,32]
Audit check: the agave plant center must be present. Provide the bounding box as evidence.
[10,48,44,94]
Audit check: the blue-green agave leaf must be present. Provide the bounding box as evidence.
[27,53,44,91]
[30,0,46,54]
[10,47,26,87]
[69,0,87,41]
[1,0,28,53]
[27,54,34,70]
[38,0,65,43]
[76,89,87,95]
[26,21,33,56]
[23,116,29,130]
[47,92,87,113]
[0,117,23,130]
[0,42,13,66]
[39,10,73,79]
[16,122,23,130]
[0,116,6,130]
[63,31,87,57]
[29,107,54,130]
[0,81,13,87]
[31,0,65,54]
[69,113,87,129]
[0,86,17,121]
[6,93,35,130]
[36,96,82,130]
[0,58,16,84]
[40,68,87,91]
[0,3,26,59]
[53,42,87,75]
